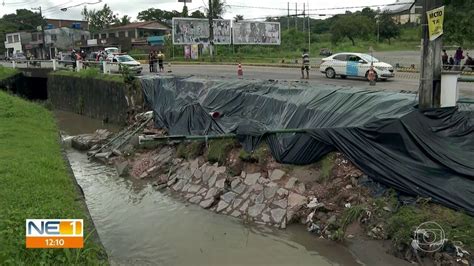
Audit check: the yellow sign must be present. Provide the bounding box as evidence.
[427,6,445,41]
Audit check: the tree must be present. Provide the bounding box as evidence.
[443,0,474,45]
[377,12,400,44]
[330,14,374,46]
[0,9,45,53]
[234,14,243,22]
[190,10,206,18]
[119,15,132,26]
[182,6,189,17]
[206,0,227,19]
[137,8,180,23]
[82,4,119,32]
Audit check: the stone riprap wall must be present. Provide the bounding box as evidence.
[131,147,309,229]
[47,74,129,124]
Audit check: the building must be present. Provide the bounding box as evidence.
[4,17,91,59]
[4,32,32,58]
[45,19,89,31]
[383,0,422,24]
[92,21,171,51]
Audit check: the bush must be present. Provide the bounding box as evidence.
[176,142,204,160]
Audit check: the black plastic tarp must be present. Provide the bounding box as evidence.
[140,76,474,215]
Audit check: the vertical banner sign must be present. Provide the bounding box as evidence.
[427,6,444,41]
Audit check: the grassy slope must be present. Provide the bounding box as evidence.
[0,66,19,80]
[0,91,107,264]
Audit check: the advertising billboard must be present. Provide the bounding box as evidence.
[172,18,231,45]
[233,21,281,45]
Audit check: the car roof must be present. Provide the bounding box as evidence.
[332,52,368,57]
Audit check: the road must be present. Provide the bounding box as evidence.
[144,64,474,98]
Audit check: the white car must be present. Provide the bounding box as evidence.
[111,54,142,74]
[320,53,394,80]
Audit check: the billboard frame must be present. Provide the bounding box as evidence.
[232,21,281,45]
[172,17,232,45]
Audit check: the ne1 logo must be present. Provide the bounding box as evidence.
[26,219,83,248]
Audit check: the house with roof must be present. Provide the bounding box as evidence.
[383,0,422,24]
[92,21,171,51]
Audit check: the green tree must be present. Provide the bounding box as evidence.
[206,0,227,19]
[443,0,474,45]
[0,9,45,53]
[137,8,180,23]
[234,14,243,22]
[182,6,189,17]
[82,4,119,32]
[378,12,400,44]
[119,15,132,26]
[330,13,374,46]
[190,10,206,18]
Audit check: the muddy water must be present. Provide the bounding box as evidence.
[56,111,362,265]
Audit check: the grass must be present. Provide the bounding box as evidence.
[318,152,336,182]
[51,68,124,83]
[238,143,271,164]
[0,90,107,264]
[206,139,237,165]
[387,203,474,251]
[176,141,204,160]
[0,66,20,80]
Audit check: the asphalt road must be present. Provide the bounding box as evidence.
[144,64,474,98]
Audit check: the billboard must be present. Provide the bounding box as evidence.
[172,18,231,45]
[233,21,281,45]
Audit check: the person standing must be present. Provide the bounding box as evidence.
[148,51,154,72]
[157,50,165,72]
[454,47,464,69]
[301,49,310,79]
[442,49,448,67]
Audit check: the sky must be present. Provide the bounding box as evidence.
[0,0,402,21]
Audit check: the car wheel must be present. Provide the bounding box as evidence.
[340,75,347,79]
[325,68,336,79]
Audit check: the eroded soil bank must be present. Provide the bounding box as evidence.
[66,111,473,266]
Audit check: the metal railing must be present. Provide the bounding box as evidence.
[0,59,135,75]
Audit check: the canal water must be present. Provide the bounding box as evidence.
[56,111,363,265]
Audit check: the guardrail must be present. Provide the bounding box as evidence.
[0,59,136,75]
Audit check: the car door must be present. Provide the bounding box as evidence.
[346,55,363,77]
[332,54,348,75]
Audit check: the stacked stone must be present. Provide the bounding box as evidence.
[165,158,309,229]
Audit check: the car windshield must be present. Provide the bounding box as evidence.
[359,54,379,63]
[116,55,135,62]
[107,48,119,54]
[16,53,24,57]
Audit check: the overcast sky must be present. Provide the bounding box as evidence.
[0,0,400,21]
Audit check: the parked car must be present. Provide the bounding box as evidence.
[111,54,142,74]
[319,48,332,56]
[320,53,394,80]
[9,52,27,63]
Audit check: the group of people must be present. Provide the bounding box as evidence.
[442,47,473,71]
[148,50,165,73]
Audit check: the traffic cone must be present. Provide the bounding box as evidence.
[167,62,172,73]
[237,63,243,78]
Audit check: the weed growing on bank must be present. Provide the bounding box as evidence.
[0,91,108,264]
[0,65,19,80]
[52,69,124,83]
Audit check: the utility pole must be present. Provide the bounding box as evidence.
[295,3,297,31]
[208,0,214,59]
[302,3,305,32]
[308,1,310,54]
[419,0,443,109]
[32,6,47,59]
[287,2,290,30]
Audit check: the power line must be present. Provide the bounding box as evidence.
[228,2,414,12]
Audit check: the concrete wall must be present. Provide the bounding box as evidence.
[47,74,129,124]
